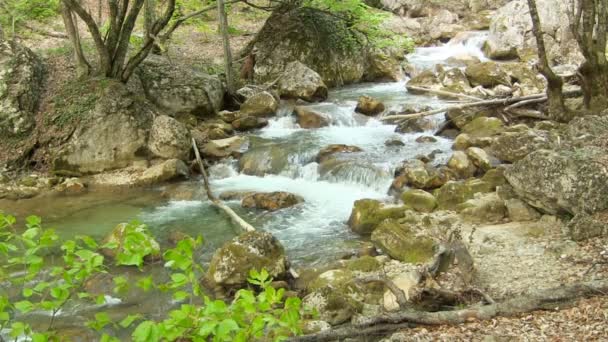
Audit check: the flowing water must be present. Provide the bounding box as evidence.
[0,31,488,337]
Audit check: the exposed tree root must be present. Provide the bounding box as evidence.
[290,280,608,342]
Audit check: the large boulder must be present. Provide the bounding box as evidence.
[253,8,367,87]
[278,61,328,102]
[504,147,608,215]
[483,0,583,64]
[241,192,304,211]
[239,91,279,117]
[205,231,288,289]
[201,136,246,160]
[137,58,224,118]
[348,199,406,235]
[355,96,385,116]
[434,179,493,211]
[371,219,436,264]
[406,70,441,93]
[0,41,43,136]
[53,82,153,174]
[294,106,329,128]
[491,128,558,162]
[136,159,190,185]
[459,192,507,224]
[401,189,437,213]
[567,211,608,241]
[462,117,504,138]
[364,48,405,82]
[148,115,191,160]
[465,62,510,88]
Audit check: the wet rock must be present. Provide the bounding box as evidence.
[392,161,455,191]
[505,147,608,215]
[137,159,189,185]
[219,191,256,201]
[355,96,386,116]
[406,70,441,93]
[239,91,279,117]
[239,145,288,176]
[137,57,224,117]
[231,116,268,131]
[567,211,608,241]
[316,144,363,163]
[371,219,436,263]
[364,48,405,82]
[206,231,287,289]
[447,151,477,179]
[101,222,161,262]
[415,135,437,143]
[465,62,510,88]
[446,107,493,129]
[505,198,541,222]
[395,117,435,133]
[462,117,504,138]
[148,115,191,160]
[466,147,493,171]
[241,191,304,211]
[401,189,437,213]
[348,199,406,235]
[438,67,471,94]
[459,192,506,223]
[434,180,477,211]
[278,61,328,102]
[0,41,44,136]
[201,136,246,160]
[385,139,405,147]
[294,106,329,128]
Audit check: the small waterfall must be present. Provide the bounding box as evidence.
[407,31,489,70]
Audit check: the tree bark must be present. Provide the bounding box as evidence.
[526,0,567,121]
[217,0,236,94]
[60,3,91,77]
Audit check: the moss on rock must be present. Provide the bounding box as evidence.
[348,199,407,235]
[371,219,436,264]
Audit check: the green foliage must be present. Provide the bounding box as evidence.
[0,0,59,37]
[0,213,308,341]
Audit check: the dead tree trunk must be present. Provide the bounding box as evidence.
[217,0,236,94]
[526,0,567,121]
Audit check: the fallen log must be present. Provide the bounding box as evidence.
[192,138,256,232]
[289,279,608,342]
[406,85,483,102]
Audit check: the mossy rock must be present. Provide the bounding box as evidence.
[308,269,355,292]
[401,189,437,213]
[303,287,363,325]
[462,117,504,138]
[348,199,407,235]
[434,181,476,211]
[481,168,507,190]
[465,178,495,195]
[344,256,382,272]
[206,231,287,289]
[371,220,436,264]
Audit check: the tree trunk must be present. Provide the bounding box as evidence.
[217,0,235,94]
[0,21,4,41]
[526,0,567,121]
[60,3,91,77]
[97,0,102,25]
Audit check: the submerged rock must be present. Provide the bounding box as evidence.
[316,144,363,163]
[241,192,304,211]
[278,61,328,102]
[294,106,329,128]
[355,96,386,116]
[206,231,288,289]
[348,199,406,235]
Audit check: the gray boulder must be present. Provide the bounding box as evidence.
[148,115,191,160]
[278,61,328,102]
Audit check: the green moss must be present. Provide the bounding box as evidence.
[434,181,476,211]
[345,256,381,272]
[371,220,435,264]
[348,199,407,235]
[462,117,504,138]
[18,176,38,187]
[401,189,437,213]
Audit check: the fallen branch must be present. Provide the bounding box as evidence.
[355,276,409,310]
[192,138,256,232]
[289,279,608,342]
[406,85,483,102]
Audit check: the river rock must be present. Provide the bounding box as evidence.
[55,177,87,194]
[294,106,329,128]
[490,128,558,163]
[364,47,405,82]
[504,147,608,215]
[401,189,437,213]
[52,82,153,174]
[392,160,455,191]
[395,117,435,133]
[148,115,191,160]
[385,139,405,147]
[466,147,493,171]
[232,116,269,131]
[355,96,385,116]
[348,199,406,235]
[239,145,288,176]
[567,211,608,241]
[316,144,363,163]
[406,70,441,93]
[462,117,504,138]
[303,284,362,326]
[136,159,189,185]
[447,151,477,179]
[201,136,246,160]
[439,67,471,94]
[0,41,44,136]
[446,107,493,129]
[206,231,288,289]
[371,219,436,264]
[137,57,224,118]
[452,133,472,151]
[239,91,278,117]
[459,192,506,223]
[101,222,161,263]
[435,180,483,211]
[484,0,583,64]
[278,61,328,102]
[415,136,437,143]
[241,192,304,211]
[465,62,511,88]
[505,198,541,222]
[218,110,240,123]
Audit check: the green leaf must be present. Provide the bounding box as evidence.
[217,319,239,339]
[22,288,34,298]
[25,215,41,227]
[132,321,161,342]
[119,314,142,328]
[14,300,34,313]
